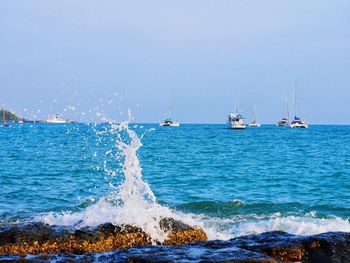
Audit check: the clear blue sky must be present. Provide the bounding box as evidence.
[0,1,349,124]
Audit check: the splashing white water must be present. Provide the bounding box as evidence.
[40,115,202,242]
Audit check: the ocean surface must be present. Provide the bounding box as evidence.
[1,123,350,242]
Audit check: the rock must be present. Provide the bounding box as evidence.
[0,223,61,245]
[235,231,350,262]
[235,231,306,261]
[159,217,193,232]
[302,232,350,262]
[0,219,207,256]
[2,223,350,262]
[160,217,208,245]
[3,242,276,262]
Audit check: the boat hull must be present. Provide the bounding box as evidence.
[160,122,180,127]
[228,124,246,129]
[290,124,308,128]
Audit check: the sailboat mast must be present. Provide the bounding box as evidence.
[169,95,174,119]
[253,105,257,122]
[285,94,289,120]
[294,80,297,118]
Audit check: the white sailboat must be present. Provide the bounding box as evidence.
[18,106,24,124]
[277,95,290,126]
[249,105,261,127]
[290,81,308,128]
[160,95,180,127]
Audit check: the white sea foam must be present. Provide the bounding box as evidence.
[196,213,350,240]
[233,215,350,237]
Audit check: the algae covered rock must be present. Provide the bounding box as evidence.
[2,229,350,262]
[0,218,207,256]
[160,217,208,245]
[235,231,350,262]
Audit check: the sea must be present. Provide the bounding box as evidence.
[1,122,350,249]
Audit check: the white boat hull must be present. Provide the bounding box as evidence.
[45,114,72,124]
[290,123,308,128]
[228,124,246,129]
[160,122,180,127]
[45,120,69,124]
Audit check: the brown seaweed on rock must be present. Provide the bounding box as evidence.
[2,222,350,262]
[0,218,208,256]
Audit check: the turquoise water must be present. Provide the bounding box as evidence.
[1,123,350,239]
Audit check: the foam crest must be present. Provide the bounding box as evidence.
[196,213,350,240]
[234,215,350,237]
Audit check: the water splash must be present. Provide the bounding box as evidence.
[40,113,200,242]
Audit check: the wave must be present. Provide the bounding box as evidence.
[175,201,350,239]
[39,198,350,241]
[195,213,350,239]
[174,200,350,219]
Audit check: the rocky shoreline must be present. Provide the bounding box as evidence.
[0,218,207,256]
[1,219,350,262]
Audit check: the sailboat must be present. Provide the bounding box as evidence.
[160,95,180,127]
[290,81,308,128]
[277,95,290,126]
[249,105,261,127]
[227,100,246,129]
[18,106,24,124]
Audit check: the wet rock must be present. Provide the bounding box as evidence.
[235,231,306,261]
[303,232,350,262]
[159,217,193,232]
[0,219,207,256]
[2,223,350,262]
[160,217,208,245]
[2,243,276,262]
[0,223,61,245]
[96,223,144,236]
[235,231,350,262]
[0,222,151,256]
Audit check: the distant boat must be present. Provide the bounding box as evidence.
[249,105,261,127]
[227,100,246,129]
[277,95,290,127]
[228,112,246,129]
[45,114,72,124]
[290,116,308,128]
[18,106,24,124]
[160,118,180,127]
[228,99,246,129]
[289,81,308,128]
[160,95,180,127]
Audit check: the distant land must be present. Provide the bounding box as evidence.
[0,109,25,122]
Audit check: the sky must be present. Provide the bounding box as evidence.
[0,0,349,124]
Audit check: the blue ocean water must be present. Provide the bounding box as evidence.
[1,123,350,239]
